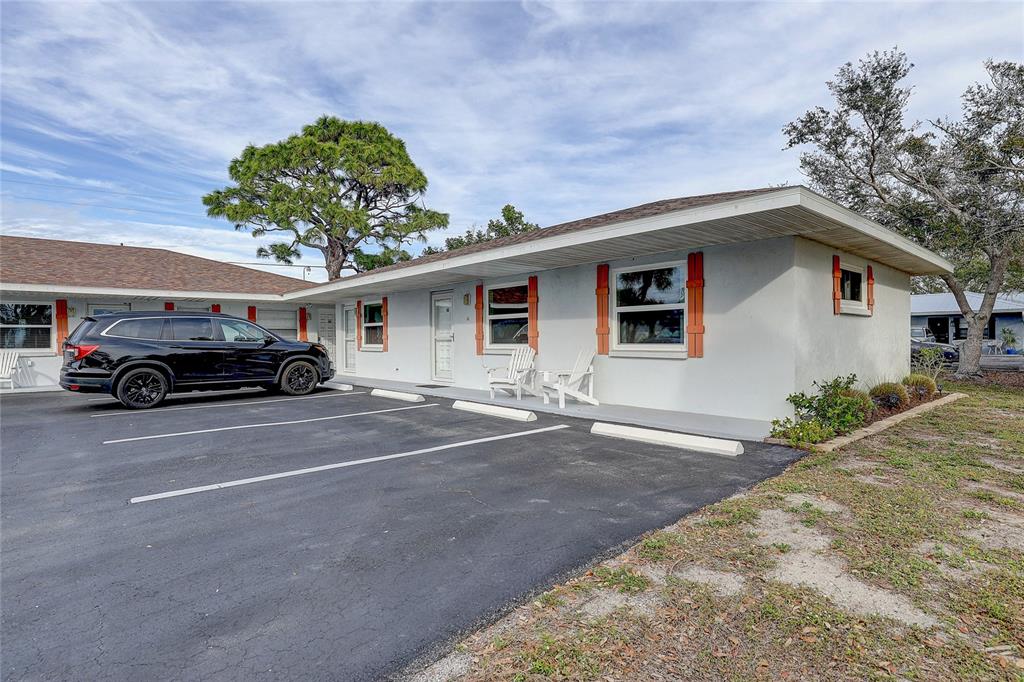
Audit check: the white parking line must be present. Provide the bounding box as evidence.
[129,424,571,503]
[103,403,440,444]
[91,391,367,417]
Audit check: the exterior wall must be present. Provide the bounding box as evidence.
[337,238,801,423]
[3,295,322,388]
[793,237,911,392]
[994,313,1024,351]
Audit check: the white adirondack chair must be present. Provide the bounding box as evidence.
[0,351,20,390]
[541,348,599,409]
[487,346,539,400]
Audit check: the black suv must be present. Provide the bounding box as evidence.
[60,311,334,409]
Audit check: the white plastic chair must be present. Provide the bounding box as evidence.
[487,346,539,400]
[0,351,20,390]
[541,348,598,409]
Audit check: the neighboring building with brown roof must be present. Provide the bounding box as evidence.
[1,186,955,437]
[0,236,331,388]
[0,235,311,294]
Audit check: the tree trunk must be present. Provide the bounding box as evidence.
[326,255,345,281]
[945,244,1014,379]
[956,315,986,377]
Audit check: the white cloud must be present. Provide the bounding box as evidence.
[1,0,1020,264]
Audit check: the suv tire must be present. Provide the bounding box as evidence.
[280,360,318,396]
[116,368,169,409]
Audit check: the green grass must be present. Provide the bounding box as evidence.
[592,567,649,593]
[456,381,1024,682]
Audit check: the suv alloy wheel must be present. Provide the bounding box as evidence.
[116,368,169,409]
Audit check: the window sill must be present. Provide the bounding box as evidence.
[609,348,687,360]
[484,345,529,355]
[360,346,385,353]
[840,305,872,317]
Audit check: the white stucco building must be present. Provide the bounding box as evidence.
[1,186,952,437]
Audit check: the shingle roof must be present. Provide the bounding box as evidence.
[0,235,311,294]
[1,188,785,295]
[337,187,783,282]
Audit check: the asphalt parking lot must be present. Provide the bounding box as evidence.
[1,386,803,681]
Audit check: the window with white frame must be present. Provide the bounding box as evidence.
[361,302,384,349]
[0,303,54,350]
[612,263,686,351]
[839,262,867,313]
[485,283,529,346]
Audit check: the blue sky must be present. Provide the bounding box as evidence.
[1,1,1021,283]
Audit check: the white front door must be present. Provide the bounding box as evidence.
[431,292,454,382]
[317,309,337,363]
[342,305,356,372]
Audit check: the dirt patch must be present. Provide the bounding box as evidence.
[963,480,1024,503]
[963,508,1024,552]
[783,493,848,514]
[852,473,898,487]
[911,541,985,580]
[672,565,746,596]
[981,457,1024,474]
[961,370,1024,390]
[754,509,937,628]
[407,652,472,682]
[578,589,660,619]
[837,456,878,471]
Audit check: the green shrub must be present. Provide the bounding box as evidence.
[902,373,937,400]
[769,374,870,446]
[911,346,946,381]
[841,388,875,422]
[869,382,909,410]
[769,417,836,447]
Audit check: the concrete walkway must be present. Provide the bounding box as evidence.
[328,375,771,440]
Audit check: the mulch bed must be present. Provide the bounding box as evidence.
[953,369,1024,389]
[864,391,940,425]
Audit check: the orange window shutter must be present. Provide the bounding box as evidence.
[596,264,610,355]
[55,299,69,349]
[381,297,389,352]
[686,253,705,357]
[356,301,363,350]
[211,304,221,313]
[832,256,842,315]
[527,275,539,353]
[247,306,257,322]
[867,265,875,314]
[298,308,308,341]
[164,301,175,311]
[475,284,484,355]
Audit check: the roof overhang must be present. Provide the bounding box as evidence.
[286,186,954,303]
[0,282,293,303]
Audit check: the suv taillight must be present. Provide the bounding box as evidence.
[64,344,100,362]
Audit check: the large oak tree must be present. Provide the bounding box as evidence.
[784,51,1023,377]
[204,116,448,280]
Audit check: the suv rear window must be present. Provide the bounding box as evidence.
[67,319,97,344]
[106,318,165,340]
[170,317,216,341]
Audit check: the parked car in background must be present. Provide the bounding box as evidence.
[911,326,936,342]
[911,335,959,365]
[60,312,334,408]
